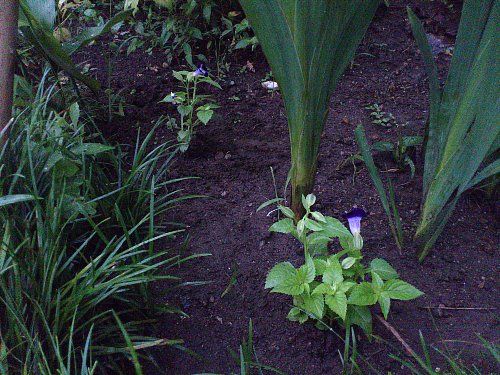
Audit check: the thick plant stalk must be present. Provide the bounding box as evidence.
[290,162,316,220]
[0,0,19,133]
[238,0,379,219]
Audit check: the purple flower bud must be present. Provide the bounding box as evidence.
[193,64,208,77]
[343,207,367,236]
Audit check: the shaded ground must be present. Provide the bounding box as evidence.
[86,1,498,373]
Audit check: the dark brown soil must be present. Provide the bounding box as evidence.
[85,1,498,374]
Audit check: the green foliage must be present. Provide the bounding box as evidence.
[365,103,396,128]
[0,73,202,373]
[19,0,131,92]
[231,18,258,51]
[227,320,284,375]
[407,2,499,259]
[355,125,404,250]
[391,332,500,375]
[160,69,221,152]
[372,135,423,178]
[122,0,245,65]
[265,194,423,339]
[238,0,380,218]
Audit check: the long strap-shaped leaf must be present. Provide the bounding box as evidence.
[409,0,499,254]
[409,1,498,195]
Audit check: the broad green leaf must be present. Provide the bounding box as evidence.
[341,257,356,270]
[378,294,391,320]
[196,109,214,125]
[70,143,114,156]
[303,218,323,232]
[124,0,139,10]
[297,255,316,284]
[306,232,331,256]
[384,280,424,300]
[311,211,326,223]
[370,258,398,280]
[338,281,356,294]
[312,283,334,296]
[287,307,308,323]
[348,282,377,306]
[326,292,347,320]
[371,271,384,293]
[313,258,328,276]
[177,105,192,117]
[302,194,316,210]
[265,262,296,289]
[347,305,372,335]
[272,284,304,296]
[339,235,355,252]
[278,205,295,219]
[69,102,80,126]
[322,259,343,285]
[296,219,305,236]
[303,293,324,319]
[269,218,295,234]
[321,217,352,238]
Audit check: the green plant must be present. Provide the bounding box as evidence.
[365,103,396,128]
[0,73,204,373]
[123,0,242,65]
[372,135,423,178]
[19,0,130,92]
[238,1,380,219]
[355,125,404,251]
[407,1,499,260]
[231,18,258,51]
[160,66,221,152]
[227,320,284,375]
[264,194,423,370]
[391,332,499,375]
[342,134,423,179]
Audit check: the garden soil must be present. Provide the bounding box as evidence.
[86,1,498,373]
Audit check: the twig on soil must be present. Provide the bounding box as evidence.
[420,306,496,311]
[375,314,417,358]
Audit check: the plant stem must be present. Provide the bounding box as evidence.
[291,164,316,221]
[343,323,351,374]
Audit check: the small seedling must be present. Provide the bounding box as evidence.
[365,103,396,128]
[372,135,423,178]
[160,66,221,152]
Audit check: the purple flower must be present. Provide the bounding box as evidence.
[193,64,208,77]
[343,207,367,236]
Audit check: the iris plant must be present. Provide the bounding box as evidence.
[238,0,379,219]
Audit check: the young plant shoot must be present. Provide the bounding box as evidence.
[265,195,423,343]
[161,64,220,152]
[238,0,380,218]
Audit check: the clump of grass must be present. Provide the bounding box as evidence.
[390,331,499,375]
[0,72,204,373]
